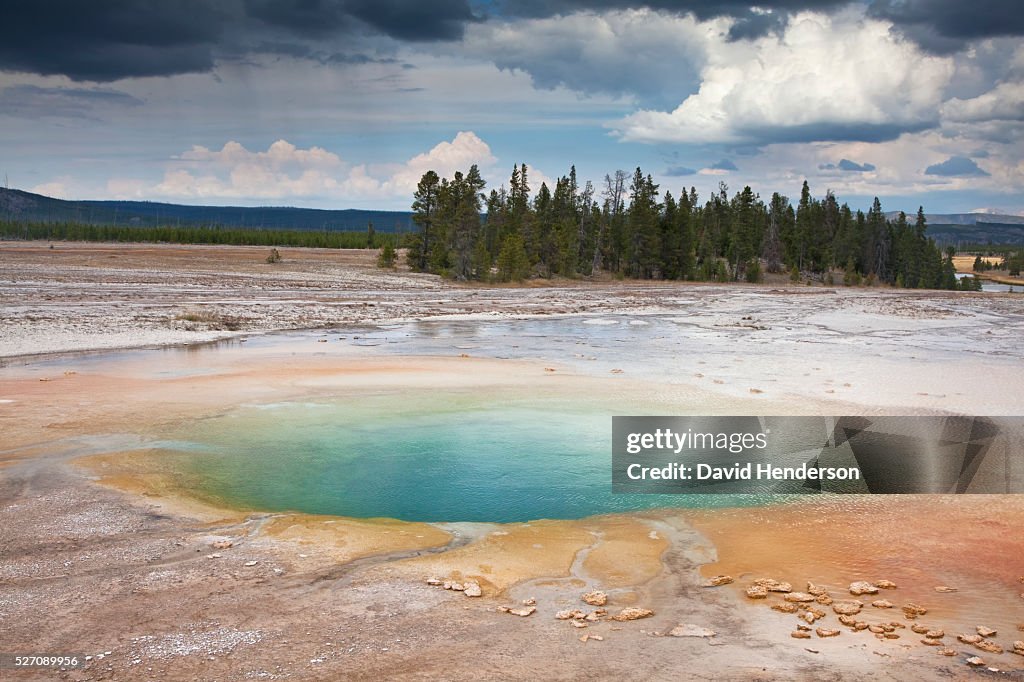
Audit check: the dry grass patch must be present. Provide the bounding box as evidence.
[174,308,243,331]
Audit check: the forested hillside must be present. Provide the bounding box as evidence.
[0,188,413,232]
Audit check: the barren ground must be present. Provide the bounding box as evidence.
[2,241,1023,681]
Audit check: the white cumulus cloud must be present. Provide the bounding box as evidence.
[942,81,1024,122]
[107,132,497,204]
[378,130,497,195]
[178,139,344,169]
[614,11,955,145]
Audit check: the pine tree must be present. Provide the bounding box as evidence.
[409,170,440,271]
[763,192,787,273]
[447,165,486,280]
[497,233,529,282]
[675,187,696,279]
[729,185,759,280]
[866,197,888,279]
[795,180,813,270]
[472,237,491,281]
[599,170,627,273]
[377,241,396,268]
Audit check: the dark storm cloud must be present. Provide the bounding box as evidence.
[819,159,877,172]
[709,159,738,171]
[243,0,476,42]
[496,1,851,39]
[740,120,934,144]
[0,84,143,119]
[726,10,788,41]
[243,41,405,66]
[869,0,1024,53]
[0,0,474,81]
[349,0,478,41]
[0,0,225,81]
[496,1,850,21]
[924,156,990,177]
[838,159,875,172]
[321,53,404,66]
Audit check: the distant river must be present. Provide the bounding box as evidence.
[955,272,1018,292]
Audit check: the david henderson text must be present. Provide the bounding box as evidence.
[626,462,861,481]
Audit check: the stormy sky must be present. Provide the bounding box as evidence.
[1,0,1021,213]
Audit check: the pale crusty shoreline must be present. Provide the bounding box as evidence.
[2,241,1024,681]
[5,241,1024,414]
[0,240,679,359]
[2,240,1021,361]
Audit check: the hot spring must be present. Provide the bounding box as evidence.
[168,392,778,523]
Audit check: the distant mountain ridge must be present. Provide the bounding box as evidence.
[881,210,1024,244]
[0,187,415,233]
[885,211,1024,226]
[924,222,1024,245]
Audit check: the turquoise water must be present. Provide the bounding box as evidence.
[174,395,769,523]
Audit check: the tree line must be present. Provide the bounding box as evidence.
[0,220,394,249]
[974,253,1023,277]
[406,164,972,290]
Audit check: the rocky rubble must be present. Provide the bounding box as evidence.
[555,608,605,623]
[754,578,793,593]
[741,574,1021,670]
[425,576,483,598]
[702,575,734,587]
[745,585,768,599]
[974,640,1003,654]
[611,608,654,622]
[832,600,863,616]
[783,592,816,603]
[848,581,878,596]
